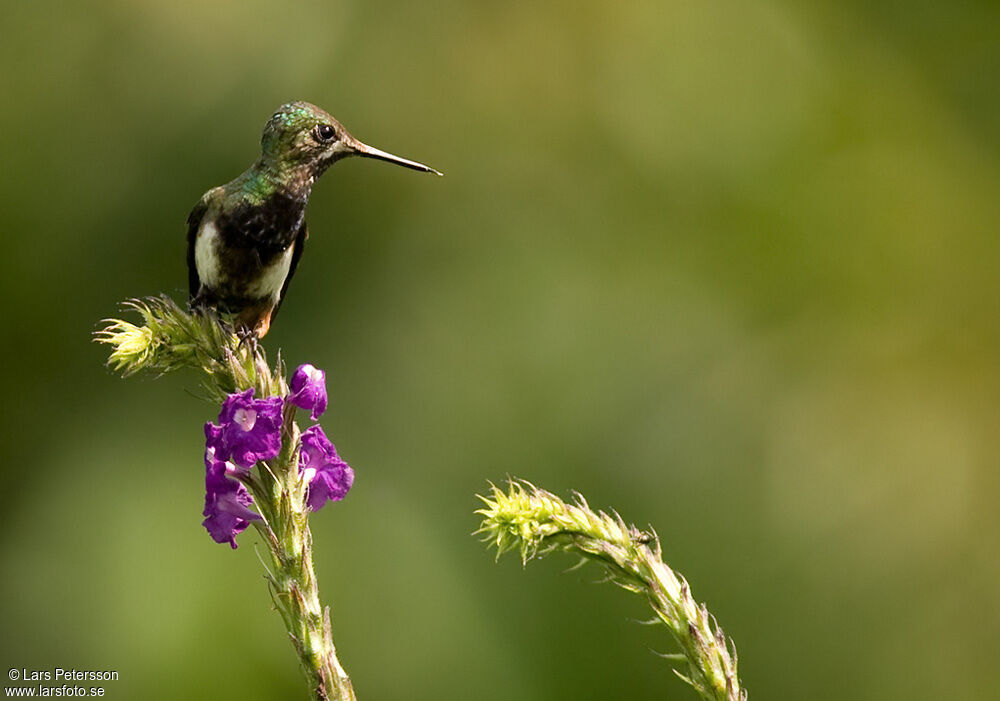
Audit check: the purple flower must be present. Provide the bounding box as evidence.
[298,425,354,511]
[202,440,261,548]
[209,388,283,468]
[288,364,328,420]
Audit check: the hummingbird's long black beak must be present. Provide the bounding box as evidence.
[350,139,443,176]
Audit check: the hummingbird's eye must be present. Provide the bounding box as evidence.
[314,124,337,143]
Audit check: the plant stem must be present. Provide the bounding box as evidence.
[477,481,745,701]
[251,404,356,701]
[257,514,355,701]
[97,297,357,700]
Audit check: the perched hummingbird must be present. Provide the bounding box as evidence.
[187,101,440,338]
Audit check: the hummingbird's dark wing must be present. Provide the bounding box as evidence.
[185,196,210,301]
[270,220,309,323]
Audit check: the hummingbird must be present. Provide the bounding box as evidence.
[187,100,440,338]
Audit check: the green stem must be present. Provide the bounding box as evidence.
[613,532,741,701]
[97,297,357,700]
[255,516,355,701]
[477,481,745,701]
[252,404,356,701]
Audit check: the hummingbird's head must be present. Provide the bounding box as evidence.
[260,101,441,184]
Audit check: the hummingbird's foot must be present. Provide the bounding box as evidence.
[235,325,259,352]
[189,287,219,314]
[234,305,274,342]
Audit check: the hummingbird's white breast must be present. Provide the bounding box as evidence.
[249,245,295,301]
[194,218,294,303]
[194,220,223,288]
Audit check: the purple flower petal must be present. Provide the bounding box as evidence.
[298,425,354,511]
[306,462,354,512]
[288,364,328,420]
[213,388,283,468]
[202,443,261,548]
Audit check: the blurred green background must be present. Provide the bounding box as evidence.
[1,1,998,699]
